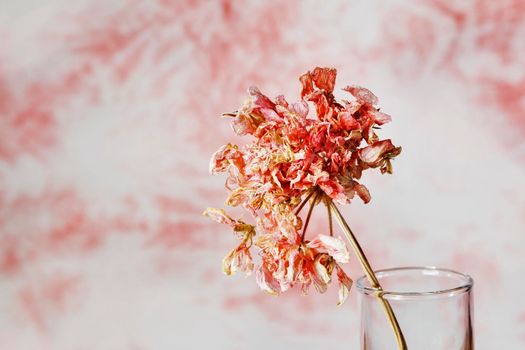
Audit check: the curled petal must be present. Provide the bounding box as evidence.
[222,248,236,276]
[318,179,347,204]
[256,266,281,296]
[312,266,329,293]
[343,85,378,105]
[300,279,312,296]
[248,86,275,109]
[254,233,276,250]
[313,255,332,284]
[204,208,255,242]
[309,92,332,120]
[311,67,337,93]
[233,223,256,239]
[290,100,309,118]
[222,245,254,276]
[309,125,328,148]
[370,109,392,125]
[286,249,302,285]
[260,108,282,122]
[275,245,302,292]
[338,111,360,131]
[226,187,250,207]
[274,260,291,292]
[336,265,353,306]
[381,159,394,174]
[289,169,306,187]
[276,213,302,243]
[344,100,361,115]
[358,139,401,167]
[209,143,244,175]
[307,235,350,263]
[340,179,371,204]
[203,207,235,226]
[354,182,371,204]
[225,171,240,191]
[227,97,265,136]
[231,111,263,136]
[275,94,288,107]
[330,153,342,174]
[240,250,255,274]
[299,71,314,98]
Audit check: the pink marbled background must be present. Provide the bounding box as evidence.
[1,0,525,349]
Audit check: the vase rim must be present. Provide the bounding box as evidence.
[355,266,474,300]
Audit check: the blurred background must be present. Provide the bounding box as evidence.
[1,0,525,349]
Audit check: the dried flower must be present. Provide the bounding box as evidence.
[204,67,400,305]
[203,208,255,275]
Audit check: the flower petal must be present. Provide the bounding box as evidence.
[311,67,337,93]
[222,247,236,276]
[299,71,314,98]
[290,100,309,118]
[222,245,254,276]
[275,94,288,107]
[203,207,235,226]
[354,182,371,204]
[314,255,332,284]
[237,247,254,275]
[343,85,378,105]
[336,265,353,306]
[370,109,392,125]
[248,86,275,109]
[358,139,400,167]
[286,249,302,284]
[260,108,282,122]
[307,235,350,263]
[256,266,281,296]
[338,111,360,131]
[231,111,262,136]
[209,143,244,175]
[318,179,348,204]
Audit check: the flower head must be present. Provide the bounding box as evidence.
[205,67,400,305]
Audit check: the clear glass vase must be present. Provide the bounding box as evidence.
[356,266,474,350]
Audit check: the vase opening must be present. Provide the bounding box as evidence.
[356,266,474,300]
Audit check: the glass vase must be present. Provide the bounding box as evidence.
[356,266,474,350]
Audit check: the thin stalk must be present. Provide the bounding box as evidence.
[328,199,407,350]
[294,189,315,216]
[324,197,333,237]
[300,191,320,241]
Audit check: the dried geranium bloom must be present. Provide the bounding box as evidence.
[204,67,401,306]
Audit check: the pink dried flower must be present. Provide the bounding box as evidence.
[205,67,401,305]
[253,233,351,298]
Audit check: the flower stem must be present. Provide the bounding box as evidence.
[324,196,333,237]
[328,199,408,350]
[294,189,315,216]
[301,191,320,241]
